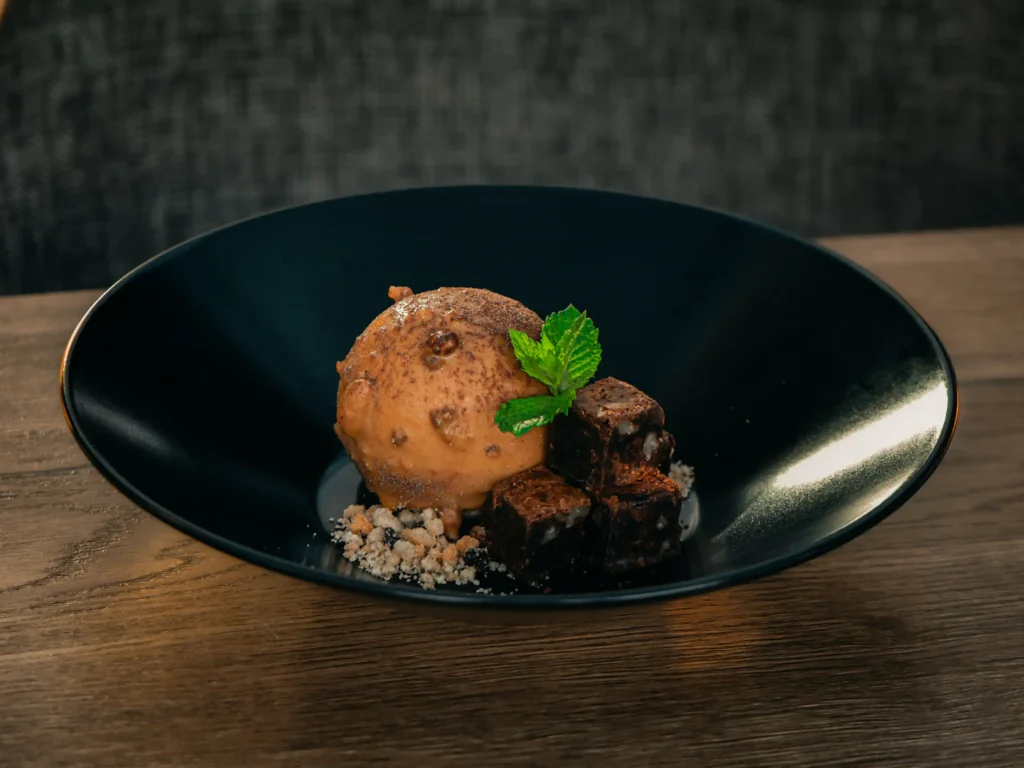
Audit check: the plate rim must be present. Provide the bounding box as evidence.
[59,185,960,610]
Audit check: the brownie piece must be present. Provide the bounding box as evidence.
[590,468,684,574]
[549,377,675,491]
[482,466,592,586]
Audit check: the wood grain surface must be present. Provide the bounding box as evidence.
[1,228,1022,767]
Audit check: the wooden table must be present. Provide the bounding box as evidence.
[1,228,1022,767]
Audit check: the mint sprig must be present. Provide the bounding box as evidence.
[494,390,577,438]
[495,305,601,436]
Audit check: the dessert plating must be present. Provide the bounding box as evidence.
[331,286,695,591]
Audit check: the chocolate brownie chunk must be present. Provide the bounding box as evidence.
[591,468,684,574]
[549,377,675,491]
[482,466,592,586]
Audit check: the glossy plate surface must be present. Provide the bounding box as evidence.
[61,187,957,609]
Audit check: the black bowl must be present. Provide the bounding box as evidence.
[61,186,957,610]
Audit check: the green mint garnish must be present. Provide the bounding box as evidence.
[494,391,577,438]
[495,305,601,436]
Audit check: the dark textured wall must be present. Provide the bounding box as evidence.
[1,0,1022,295]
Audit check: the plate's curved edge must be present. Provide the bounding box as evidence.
[58,186,961,610]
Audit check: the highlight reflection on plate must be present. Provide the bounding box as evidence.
[60,186,957,610]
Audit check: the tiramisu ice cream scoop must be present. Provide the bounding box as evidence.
[334,286,549,537]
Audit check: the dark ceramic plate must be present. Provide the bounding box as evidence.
[61,186,957,610]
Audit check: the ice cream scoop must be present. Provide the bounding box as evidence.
[335,286,549,537]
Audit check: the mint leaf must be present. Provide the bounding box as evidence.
[541,305,583,349]
[562,316,601,390]
[494,391,576,437]
[554,310,601,392]
[497,303,602,437]
[538,305,602,393]
[509,329,556,387]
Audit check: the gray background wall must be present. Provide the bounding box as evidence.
[1,0,1021,295]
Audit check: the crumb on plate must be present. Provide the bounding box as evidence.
[669,461,694,497]
[331,504,489,589]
